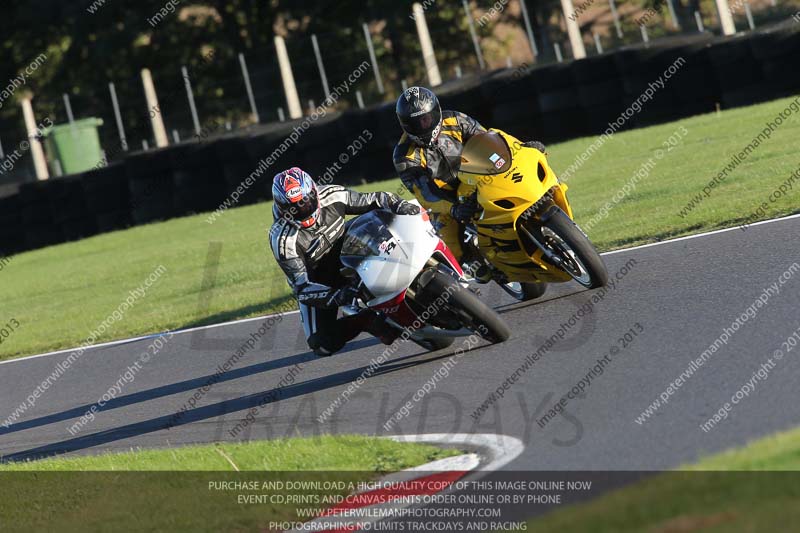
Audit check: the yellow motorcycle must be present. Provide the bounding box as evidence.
[458,129,608,301]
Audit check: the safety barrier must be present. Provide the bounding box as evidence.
[2,22,798,254]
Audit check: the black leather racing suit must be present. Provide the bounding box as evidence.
[392,110,485,259]
[269,184,407,356]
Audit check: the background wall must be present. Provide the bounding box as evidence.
[0,21,798,254]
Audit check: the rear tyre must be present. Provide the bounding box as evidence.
[541,209,608,289]
[426,271,510,344]
[498,281,548,301]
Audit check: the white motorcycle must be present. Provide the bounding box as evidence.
[338,207,510,352]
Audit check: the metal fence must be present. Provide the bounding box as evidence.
[0,0,795,193]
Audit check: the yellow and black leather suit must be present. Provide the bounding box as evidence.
[392,110,484,259]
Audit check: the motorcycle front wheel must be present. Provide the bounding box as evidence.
[535,208,608,289]
[424,270,510,344]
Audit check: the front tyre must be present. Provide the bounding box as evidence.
[426,271,510,344]
[540,208,608,289]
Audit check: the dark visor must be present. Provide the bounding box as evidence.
[401,106,442,139]
[287,188,318,221]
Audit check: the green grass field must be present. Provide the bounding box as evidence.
[0,436,460,532]
[1,96,798,360]
[526,426,800,532]
[3,423,800,532]
[0,434,459,471]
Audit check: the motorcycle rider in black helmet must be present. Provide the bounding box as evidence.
[393,86,546,280]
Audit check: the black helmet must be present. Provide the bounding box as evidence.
[396,86,442,147]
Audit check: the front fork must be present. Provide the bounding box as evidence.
[462,225,508,284]
[517,205,571,270]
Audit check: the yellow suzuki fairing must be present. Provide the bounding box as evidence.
[459,129,606,288]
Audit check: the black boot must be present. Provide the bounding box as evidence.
[308,332,345,357]
[461,257,493,284]
[472,263,493,284]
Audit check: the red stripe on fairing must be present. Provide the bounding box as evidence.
[370,239,462,330]
[372,290,417,327]
[373,290,406,311]
[317,470,468,527]
[435,240,463,276]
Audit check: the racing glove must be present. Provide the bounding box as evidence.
[393,201,421,215]
[450,199,479,223]
[326,286,359,308]
[522,140,547,153]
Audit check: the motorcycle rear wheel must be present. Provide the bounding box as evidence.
[498,281,548,301]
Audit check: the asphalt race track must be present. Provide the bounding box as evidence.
[2,215,799,469]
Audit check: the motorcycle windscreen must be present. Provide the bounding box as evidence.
[340,211,395,268]
[341,210,438,302]
[458,131,513,180]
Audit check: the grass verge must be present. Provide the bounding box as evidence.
[0,436,460,532]
[0,434,460,471]
[525,426,800,532]
[1,96,798,359]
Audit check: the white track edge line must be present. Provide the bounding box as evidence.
[387,433,525,471]
[4,212,799,366]
[0,311,300,366]
[601,212,800,256]
[292,434,521,532]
